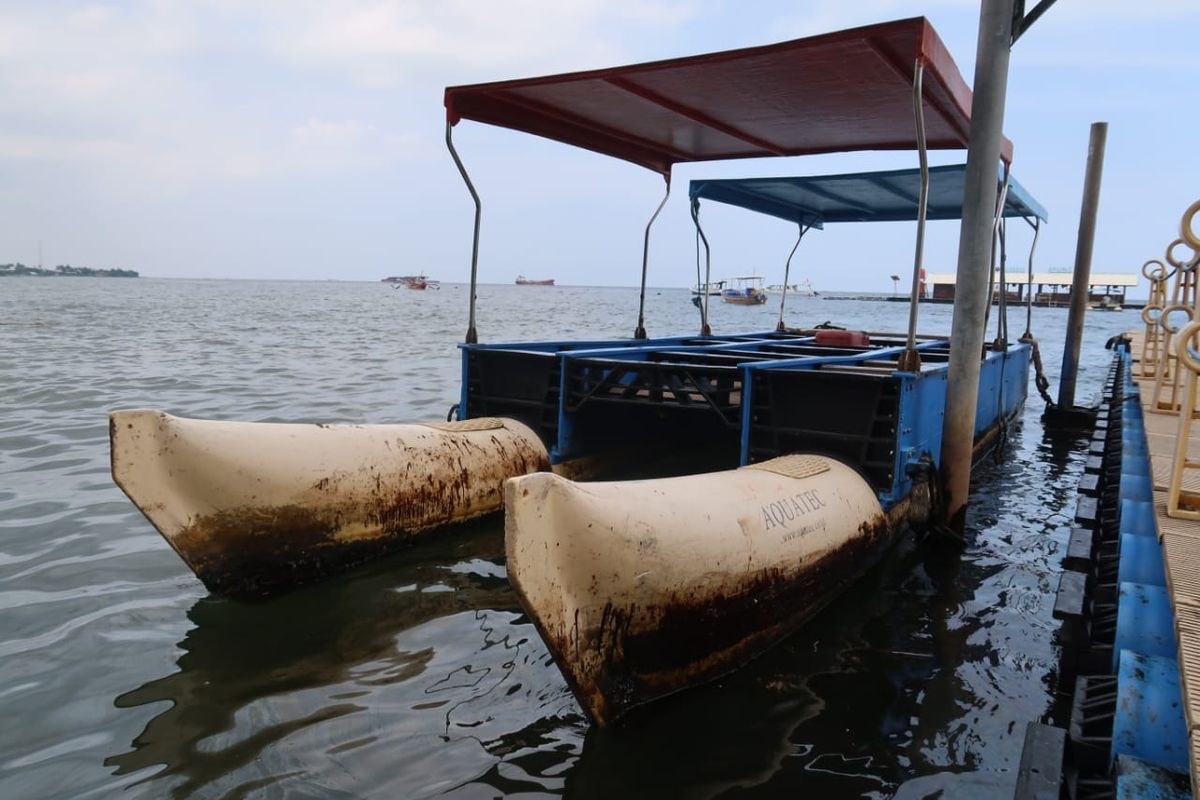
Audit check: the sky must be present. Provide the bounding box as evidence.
[2,1,1198,294]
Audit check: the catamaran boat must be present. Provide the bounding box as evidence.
[110,17,1050,727]
[443,17,1048,725]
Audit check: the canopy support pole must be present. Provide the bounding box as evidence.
[981,169,1010,338]
[899,61,930,373]
[1018,216,1054,406]
[446,122,482,344]
[995,217,1009,347]
[1022,218,1041,338]
[776,224,809,332]
[940,0,1015,537]
[691,198,713,336]
[635,175,671,340]
[1058,122,1109,410]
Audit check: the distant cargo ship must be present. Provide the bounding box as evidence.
[515,275,554,286]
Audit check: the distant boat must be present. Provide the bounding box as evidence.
[721,276,769,305]
[690,279,726,296]
[516,275,555,286]
[390,275,439,290]
[766,278,819,296]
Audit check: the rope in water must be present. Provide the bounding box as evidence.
[1021,334,1056,405]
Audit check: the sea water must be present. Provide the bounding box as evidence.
[0,277,1135,799]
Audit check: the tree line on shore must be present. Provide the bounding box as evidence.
[0,263,139,278]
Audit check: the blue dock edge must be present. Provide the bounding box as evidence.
[1112,650,1189,775]
[1114,754,1192,800]
[1108,345,1189,782]
[1023,341,1194,799]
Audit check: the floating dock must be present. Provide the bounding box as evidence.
[1125,331,1200,789]
[1017,330,1198,799]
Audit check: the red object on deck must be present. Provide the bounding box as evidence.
[444,17,1012,177]
[815,330,870,347]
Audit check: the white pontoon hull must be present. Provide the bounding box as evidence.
[111,410,549,596]
[505,455,931,725]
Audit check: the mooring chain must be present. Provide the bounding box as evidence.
[1021,334,1055,405]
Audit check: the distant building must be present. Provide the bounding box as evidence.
[922,271,1139,308]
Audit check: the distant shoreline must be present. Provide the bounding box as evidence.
[0,264,139,278]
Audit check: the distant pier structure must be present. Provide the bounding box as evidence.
[923,270,1139,308]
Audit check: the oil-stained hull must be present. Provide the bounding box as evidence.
[111,410,549,597]
[504,454,920,726]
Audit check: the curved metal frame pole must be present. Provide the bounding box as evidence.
[691,198,713,336]
[1022,218,1040,338]
[635,174,671,340]
[981,169,1010,339]
[996,216,1008,345]
[776,224,808,332]
[446,122,482,344]
[900,60,929,372]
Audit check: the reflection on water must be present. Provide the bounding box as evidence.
[0,278,1138,798]
[103,524,586,799]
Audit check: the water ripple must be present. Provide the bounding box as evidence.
[0,278,1134,799]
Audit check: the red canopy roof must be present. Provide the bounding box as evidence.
[445,17,1013,176]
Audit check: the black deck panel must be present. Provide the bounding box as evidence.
[746,367,900,491]
[1012,722,1067,800]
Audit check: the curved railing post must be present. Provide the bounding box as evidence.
[691,197,712,336]
[446,122,482,344]
[635,174,671,340]
[1022,217,1040,339]
[981,168,1010,341]
[776,224,807,332]
[1169,318,1200,518]
[898,60,928,373]
[995,216,1008,346]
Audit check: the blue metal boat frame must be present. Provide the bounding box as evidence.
[457,164,1042,512]
[460,332,1029,511]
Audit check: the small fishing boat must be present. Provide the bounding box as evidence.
[109,411,548,597]
[515,275,555,285]
[690,279,726,296]
[720,276,768,305]
[766,278,819,296]
[391,274,440,290]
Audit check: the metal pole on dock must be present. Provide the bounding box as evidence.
[940,0,1014,536]
[1057,122,1109,410]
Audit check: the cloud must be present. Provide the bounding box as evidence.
[0,1,694,193]
[765,0,974,39]
[199,0,697,87]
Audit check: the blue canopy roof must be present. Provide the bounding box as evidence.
[688,164,1047,230]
